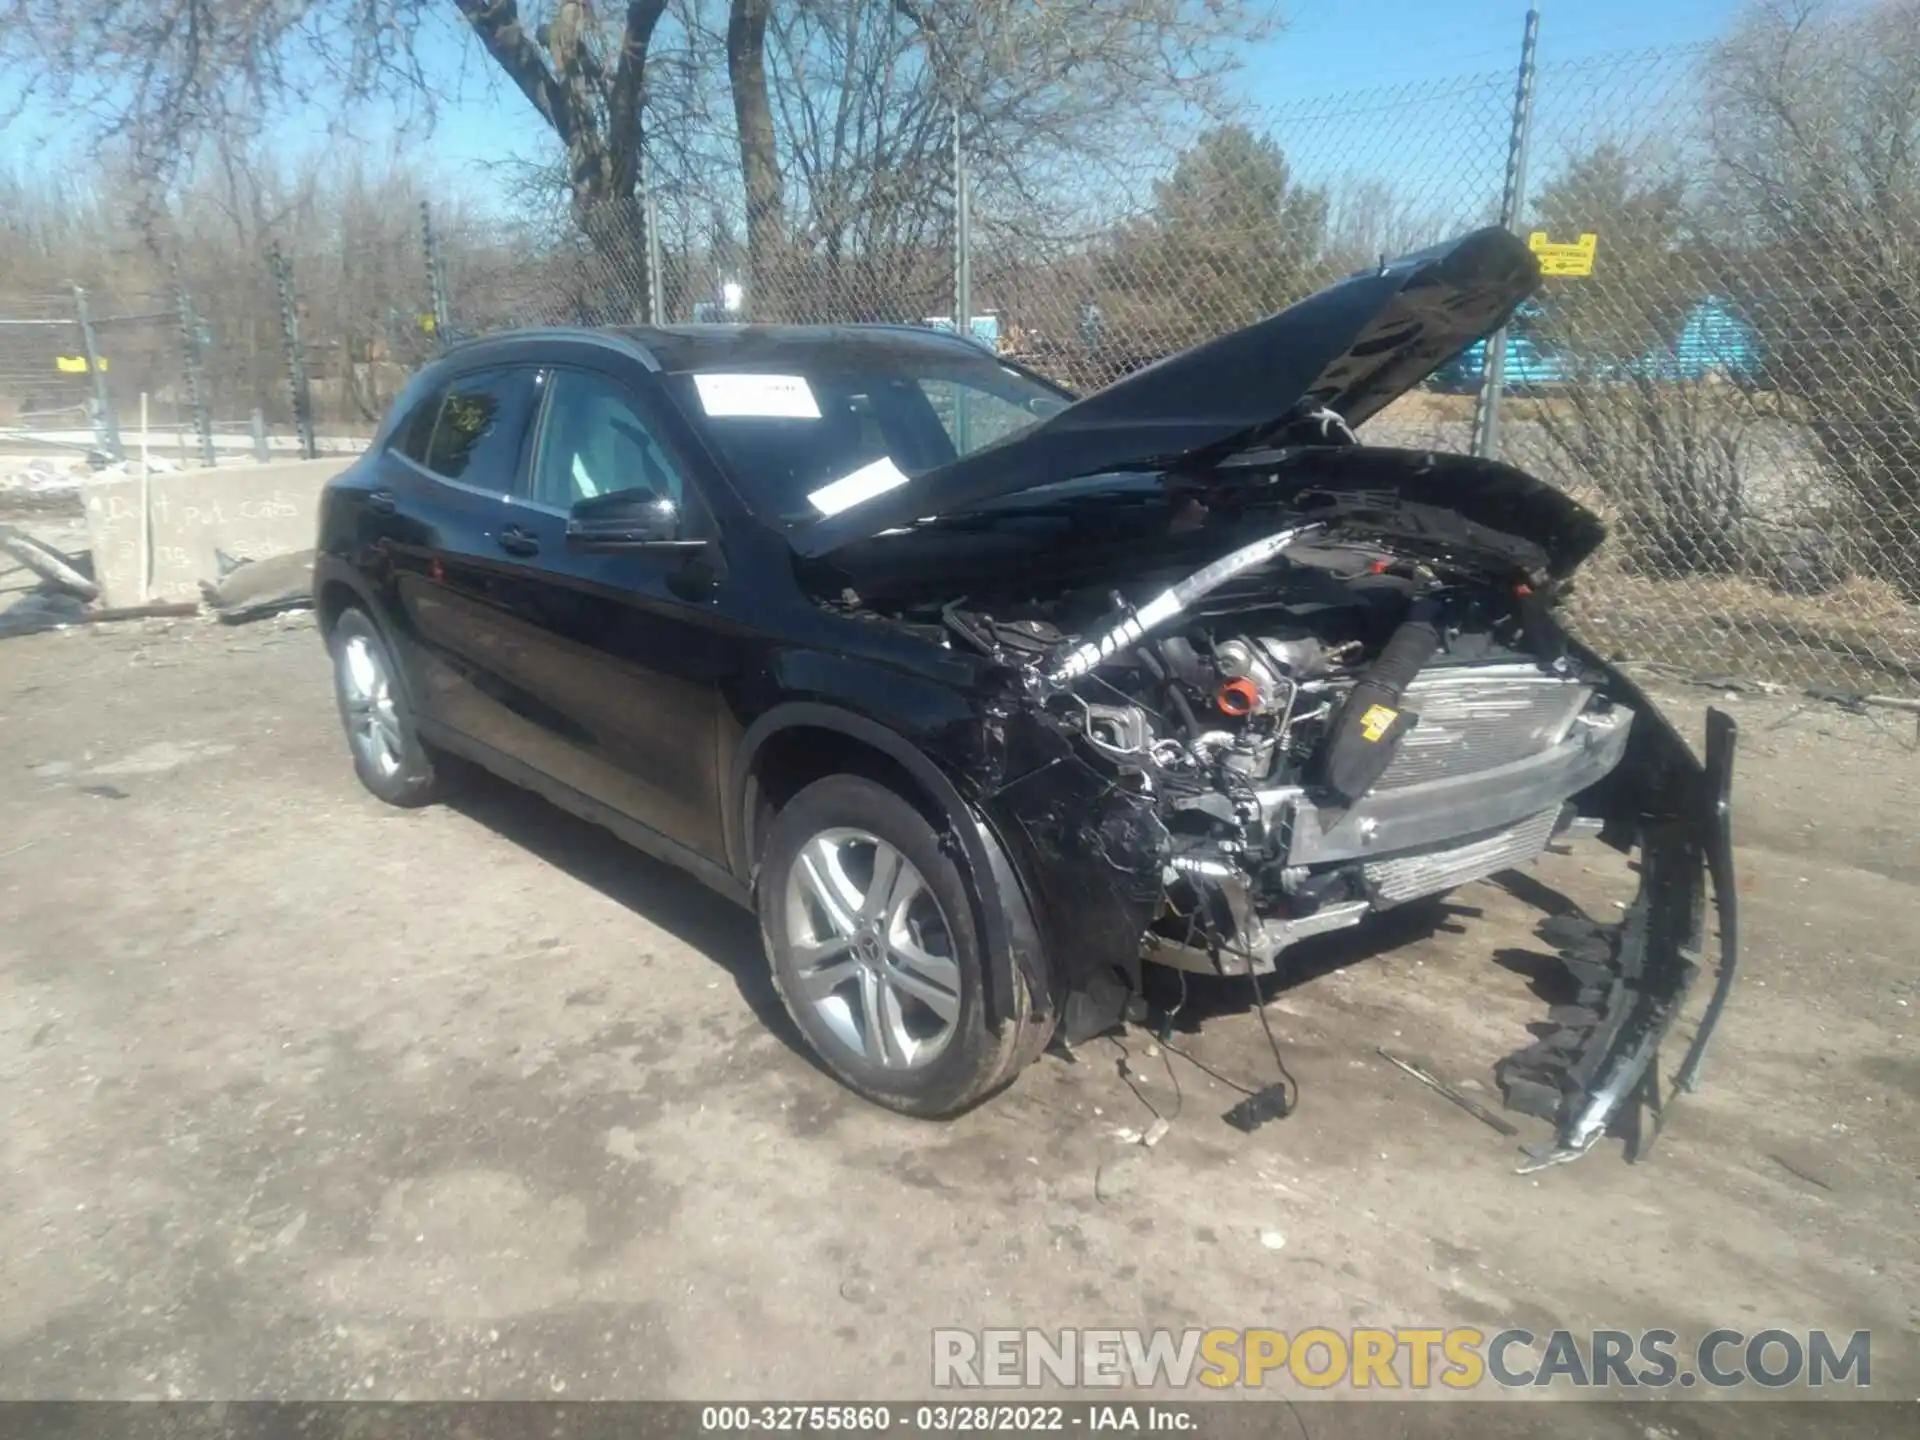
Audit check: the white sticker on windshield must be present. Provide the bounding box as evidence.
[808,456,910,516]
[693,372,820,419]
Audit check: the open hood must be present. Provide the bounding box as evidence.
[795,225,1541,558]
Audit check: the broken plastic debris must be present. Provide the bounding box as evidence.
[1259,1230,1287,1251]
[1142,1118,1171,1148]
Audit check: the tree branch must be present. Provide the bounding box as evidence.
[451,0,573,144]
[610,0,670,194]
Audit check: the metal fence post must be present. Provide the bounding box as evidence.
[953,106,974,448]
[71,285,123,462]
[420,201,452,351]
[171,264,218,468]
[644,190,666,326]
[269,243,318,460]
[1471,3,1540,461]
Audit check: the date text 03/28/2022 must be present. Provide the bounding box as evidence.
[700,1406,1193,1432]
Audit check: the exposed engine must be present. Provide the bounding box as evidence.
[922,519,1633,990]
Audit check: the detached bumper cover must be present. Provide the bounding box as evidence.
[1495,654,1739,1169]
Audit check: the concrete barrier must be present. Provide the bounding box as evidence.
[81,457,353,607]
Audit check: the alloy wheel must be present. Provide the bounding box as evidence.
[783,827,963,1070]
[338,633,405,780]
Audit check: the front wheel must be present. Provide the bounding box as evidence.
[756,775,1032,1117]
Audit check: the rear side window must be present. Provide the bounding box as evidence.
[423,368,541,487]
[389,387,443,463]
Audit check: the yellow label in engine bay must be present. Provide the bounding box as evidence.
[1359,705,1399,742]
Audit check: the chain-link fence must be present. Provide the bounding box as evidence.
[1511,31,1920,699]
[0,285,219,466]
[3,10,1915,696]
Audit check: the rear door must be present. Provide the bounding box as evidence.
[376,364,546,753]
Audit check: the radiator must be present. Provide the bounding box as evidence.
[1379,664,1595,790]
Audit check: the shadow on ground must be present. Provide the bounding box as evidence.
[444,767,809,1064]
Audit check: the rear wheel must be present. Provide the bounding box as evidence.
[756,775,1033,1117]
[328,607,441,807]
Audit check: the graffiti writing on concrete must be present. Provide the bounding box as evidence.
[88,491,306,527]
[82,474,323,606]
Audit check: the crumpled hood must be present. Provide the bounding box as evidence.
[795,225,1541,558]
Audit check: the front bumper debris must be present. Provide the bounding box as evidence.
[1495,685,1739,1169]
[1139,656,1738,1167]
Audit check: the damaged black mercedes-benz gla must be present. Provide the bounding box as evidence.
[314,225,1737,1166]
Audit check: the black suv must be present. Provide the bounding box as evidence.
[314,228,1737,1165]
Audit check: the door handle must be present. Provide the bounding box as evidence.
[497,525,540,558]
[366,489,397,515]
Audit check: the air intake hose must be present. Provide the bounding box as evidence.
[1317,600,1442,805]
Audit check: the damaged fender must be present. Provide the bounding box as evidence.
[982,707,1173,1043]
[732,700,1056,1040]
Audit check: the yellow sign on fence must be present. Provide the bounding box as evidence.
[1527,231,1598,277]
[56,354,108,373]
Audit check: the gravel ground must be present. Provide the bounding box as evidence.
[0,604,1915,1424]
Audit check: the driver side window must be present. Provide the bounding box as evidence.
[530,369,705,533]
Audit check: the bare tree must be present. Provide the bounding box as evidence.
[755,0,954,321]
[6,0,1274,329]
[1705,0,1920,593]
[1,0,689,314]
[726,0,1281,320]
[1322,177,1461,272]
[728,0,789,313]
[894,0,1279,229]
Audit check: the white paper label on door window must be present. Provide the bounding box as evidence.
[807,455,910,516]
[692,372,821,419]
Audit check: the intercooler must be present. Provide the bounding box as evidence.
[1361,805,1564,905]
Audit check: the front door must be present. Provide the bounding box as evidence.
[474,364,732,861]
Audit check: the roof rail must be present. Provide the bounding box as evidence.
[441,325,660,370]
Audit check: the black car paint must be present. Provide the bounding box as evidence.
[315,326,1061,1036]
[315,258,1737,1160]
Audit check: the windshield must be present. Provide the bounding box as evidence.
[663,352,1070,525]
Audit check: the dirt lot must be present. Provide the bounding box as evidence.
[1,605,1916,1418]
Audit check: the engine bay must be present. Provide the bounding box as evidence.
[908,520,1614,959]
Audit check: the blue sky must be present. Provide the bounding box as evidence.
[1248,0,1741,97]
[3,0,1749,206]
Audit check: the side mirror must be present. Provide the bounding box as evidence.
[566,488,680,545]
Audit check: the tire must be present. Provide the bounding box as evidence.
[327,606,442,808]
[757,774,1035,1117]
